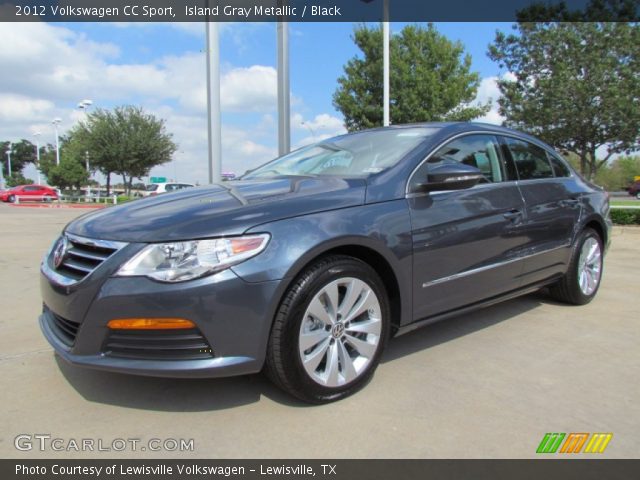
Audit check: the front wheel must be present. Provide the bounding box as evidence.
[549,228,603,305]
[8,194,15,203]
[265,255,390,403]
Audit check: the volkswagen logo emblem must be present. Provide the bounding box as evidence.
[331,322,345,339]
[53,236,69,269]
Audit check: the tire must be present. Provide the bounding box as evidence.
[8,195,15,203]
[549,228,603,305]
[265,255,390,404]
[636,192,640,200]
[43,195,52,203]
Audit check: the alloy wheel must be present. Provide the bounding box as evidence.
[298,277,382,387]
[577,237,602,296]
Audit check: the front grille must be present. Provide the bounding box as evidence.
[48,311,80,347]
[103,329,214,361]
[53,234,124,283]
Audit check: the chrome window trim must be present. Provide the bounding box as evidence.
[421,243,571,288]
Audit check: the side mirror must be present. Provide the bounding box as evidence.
[417,163,484,192]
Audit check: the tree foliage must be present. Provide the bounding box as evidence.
[0,139,39,178]
[47,157,88,190]
[516,0,639,22]
[6,172,35,188]
[488,21,640,179]
[73,106,177,194]
[333,24,489,131]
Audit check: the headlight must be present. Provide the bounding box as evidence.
[116,234,270,283]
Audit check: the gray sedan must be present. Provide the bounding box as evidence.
[39,122,611,403]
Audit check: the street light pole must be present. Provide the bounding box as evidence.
[52,118,62,165]
[78,100,93,197]
[206,18,222,184]
[383,0,390,126]
[277,21,291,156]
[6,147,12,178]
[33,132,41,185]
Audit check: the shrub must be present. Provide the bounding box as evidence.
[610,209,640,225]
[116,195,134,204]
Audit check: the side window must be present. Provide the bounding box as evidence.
[504,138,554,180]
[409,135,507,192]
[547,152,572,178]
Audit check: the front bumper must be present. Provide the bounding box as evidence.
[40,266,283,378]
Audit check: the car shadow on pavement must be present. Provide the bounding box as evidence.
[56,291,556,411]
[55,358,305,411]
[382,291,553,363]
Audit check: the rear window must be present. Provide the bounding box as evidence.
[547,153,572,177]
[503,137,554,180]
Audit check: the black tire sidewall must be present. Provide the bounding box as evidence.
[8,195,15,203]
[279,258,390,402]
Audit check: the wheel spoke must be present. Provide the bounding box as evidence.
[586,242,598,263]
[337,340,358,383]
[302,338,330,372]
[344,333,377,358]
[338,279,364,318]
[346,318,381,335]
[343,289,378,323]
[306,296,332,325]
[300,329,330,351]
[325,342,340,385]
[324,282,340,321]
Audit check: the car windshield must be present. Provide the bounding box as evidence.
[145,184,159,191]
[243,128,437,179]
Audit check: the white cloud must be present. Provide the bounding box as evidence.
[472,73,514,125]
[1,22,342,184]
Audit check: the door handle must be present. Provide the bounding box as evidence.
[503,210,523,222]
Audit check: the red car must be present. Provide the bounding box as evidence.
[0,184,58,203]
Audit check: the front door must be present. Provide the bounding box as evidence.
[407,134,529,321]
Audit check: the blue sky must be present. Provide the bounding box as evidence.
[1,22,514,184]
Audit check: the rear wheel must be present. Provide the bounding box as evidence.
[265,255,390,403]
[549,228,603,305]
[8,194,15,203]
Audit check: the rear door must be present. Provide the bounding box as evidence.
[500,136,582,285]
[408,134,530,320]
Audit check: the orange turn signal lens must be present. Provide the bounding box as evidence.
[107,318,196,330]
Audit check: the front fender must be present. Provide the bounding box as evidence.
[231,200,414,326]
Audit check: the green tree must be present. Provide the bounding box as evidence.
[47,157,88,190]
[1,139,39,179]
[488,21,640,179]
[73,106,177,194]
[6,172,35,188]
[333,24,489,131]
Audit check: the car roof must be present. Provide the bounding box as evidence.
[329,122,554,152]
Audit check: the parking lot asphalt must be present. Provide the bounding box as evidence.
[1,204,638,459]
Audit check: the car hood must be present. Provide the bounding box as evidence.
[66,177,367,242]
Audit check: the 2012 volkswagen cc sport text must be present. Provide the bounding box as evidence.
[40,123,612,403]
